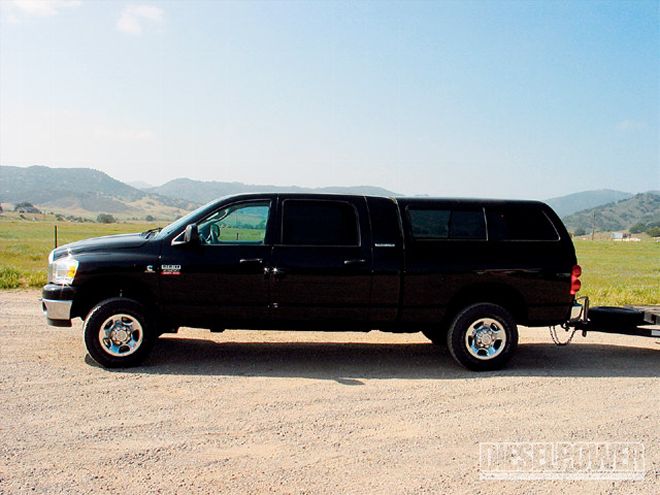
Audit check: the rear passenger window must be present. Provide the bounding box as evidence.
[409,209,450,239]
[408,208,486,240]
[282,200,359,246]
[487,208,559,241]
[450,210,487,239]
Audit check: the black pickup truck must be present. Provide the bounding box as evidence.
[42,193,582,371]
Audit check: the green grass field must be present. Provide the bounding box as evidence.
[1,218,658,306]
[0,219,158,289]
[573,239,659,306]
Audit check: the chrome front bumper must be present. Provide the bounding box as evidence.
[41,298,73,326]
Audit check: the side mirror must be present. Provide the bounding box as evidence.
[172,223,200,246]
[184,224,200,244]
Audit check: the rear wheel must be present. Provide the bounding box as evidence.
[83,298,155,368]
[447,303,518,371]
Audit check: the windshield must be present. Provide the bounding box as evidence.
[156,199,220,239]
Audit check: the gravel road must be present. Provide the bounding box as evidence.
[1,290,658,494]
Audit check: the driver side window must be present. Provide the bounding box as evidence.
[198,201,270,245]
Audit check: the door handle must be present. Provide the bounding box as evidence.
[344,258,367,266]
[271,267,286,279]
[240,258,263,265]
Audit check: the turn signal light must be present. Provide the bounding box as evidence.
[570,264,582,295]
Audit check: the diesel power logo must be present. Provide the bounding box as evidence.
[161,265,182,276]
[479,442,645,480]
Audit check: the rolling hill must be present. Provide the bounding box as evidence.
[545,189,633,217]
[562,192,660,233]
[0,165,397,220]
[3,165,657,230]
[1,166,195,220]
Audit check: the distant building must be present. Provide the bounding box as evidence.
[612,232,640,242]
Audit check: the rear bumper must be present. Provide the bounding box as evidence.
[41,284,76,327]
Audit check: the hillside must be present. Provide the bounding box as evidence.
[4,165,656,229]
[545,189,632,217]
[127,180,154,190]
[0,165,397,220]
[562,192,660,233]
[1,166,194,220]
[148,178,397,204]
[2,165,143,203]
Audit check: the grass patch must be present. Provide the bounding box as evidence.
[0,219,157,289]
[0,266,22,289]
[574,239,659,306]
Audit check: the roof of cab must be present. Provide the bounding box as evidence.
[217,192,550,208]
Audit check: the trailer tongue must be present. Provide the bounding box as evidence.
[553,298,660,345]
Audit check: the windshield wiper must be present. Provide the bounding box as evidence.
[141,227,162,238]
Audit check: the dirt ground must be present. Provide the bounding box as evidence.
[1,290,658,494]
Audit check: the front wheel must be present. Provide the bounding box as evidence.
[447,303,518,371]
[83,298,156,368]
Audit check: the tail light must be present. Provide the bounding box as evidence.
[570,264,582,295]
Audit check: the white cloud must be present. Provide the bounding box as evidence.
[8,0,81,17]
[617,119,647,132]
[117,4,163,35]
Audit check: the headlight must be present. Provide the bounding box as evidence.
[49,257,79,285]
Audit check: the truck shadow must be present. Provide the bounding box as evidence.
[104,337,659,380]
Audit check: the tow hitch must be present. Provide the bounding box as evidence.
[551,296,660,345]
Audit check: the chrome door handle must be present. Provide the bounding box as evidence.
[271,267,286,278]
[344,259,367,266]
[239,258,263,265]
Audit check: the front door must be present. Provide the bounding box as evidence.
[269,197,372,325]
[159,199,273,327]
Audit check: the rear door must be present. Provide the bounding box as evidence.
[269,196,372,324]
[366,196,404,322]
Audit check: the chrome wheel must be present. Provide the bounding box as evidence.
[98,313,144,357]
[464,317,507,360]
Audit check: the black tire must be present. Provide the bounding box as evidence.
[422,328,447,347]
[83,298,156,368]
[447,303,518,371]
[588,306,645,330]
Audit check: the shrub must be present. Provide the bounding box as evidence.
[0,267,21,289]
[14,202,42,214]
[96,213,116,224]
[646,226,660,237]
[25,271,47,287]
[629,222,646,234]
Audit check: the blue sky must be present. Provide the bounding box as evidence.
[0,0,658,198]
